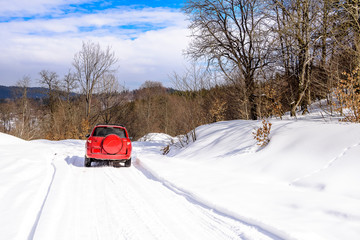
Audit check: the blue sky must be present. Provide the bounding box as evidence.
[0,0,189,90]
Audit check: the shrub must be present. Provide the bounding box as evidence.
[161,129,197,155]
[334,69,360,122]
[162,144,171,155]
[253,119,272,147]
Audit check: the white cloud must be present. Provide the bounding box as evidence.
[0,5,191,89]
[0,0,89,17]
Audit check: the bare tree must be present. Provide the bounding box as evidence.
[73,41,118,118]
[330,0,360,69]
[184,0,272,120]
[170,62,213,140]
[271,0,321,116]
[135,81,166,134]
[0,100,14,133]
[38,70,60,114]
[62,70,78,102]
[94,74,125,124]
[315,0,335,109]
[13,76,36,139]
[171,61,213,92]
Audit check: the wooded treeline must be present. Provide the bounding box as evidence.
[1,0,360,140]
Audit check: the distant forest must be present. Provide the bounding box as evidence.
[0,86,50,100]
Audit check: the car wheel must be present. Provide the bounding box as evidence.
[125,158,131,167]
[85,156,91,167]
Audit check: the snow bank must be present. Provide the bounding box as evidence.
[0,132,26,145]
[0,135,84,239]
[134,118,360,240]
[137,132,175,144]
[0,136,54,239]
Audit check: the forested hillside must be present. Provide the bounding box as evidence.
[0,85,48,100]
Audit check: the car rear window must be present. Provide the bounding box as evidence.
[93,127,126,138]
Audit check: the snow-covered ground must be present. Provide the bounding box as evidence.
[1,108,360,239]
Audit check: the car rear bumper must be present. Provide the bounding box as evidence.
[86,152,131,161]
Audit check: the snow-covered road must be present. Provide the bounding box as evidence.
[2,138,276,240]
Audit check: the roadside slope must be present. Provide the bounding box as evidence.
[134,119,360,240]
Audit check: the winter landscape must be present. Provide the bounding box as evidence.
[2,0,360,239]
[1,105,359,240]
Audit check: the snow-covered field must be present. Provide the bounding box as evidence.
[1,109,360,240]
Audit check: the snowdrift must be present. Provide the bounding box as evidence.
[134,118,360,240]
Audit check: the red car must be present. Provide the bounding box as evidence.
[85,124,132,167]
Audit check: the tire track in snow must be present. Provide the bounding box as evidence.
[94,170,138,240]
[103,168,177,240]
[28,153,57,239]
[31,152,84,240]
[104,166,239,240]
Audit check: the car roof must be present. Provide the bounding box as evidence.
[95,124,125,128]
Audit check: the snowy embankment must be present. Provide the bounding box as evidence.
[135,114,360,240]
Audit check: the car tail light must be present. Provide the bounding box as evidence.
[92,148,101,153]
